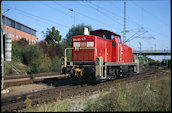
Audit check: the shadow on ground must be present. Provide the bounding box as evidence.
[33,77,73,87]
[33,76,99,87]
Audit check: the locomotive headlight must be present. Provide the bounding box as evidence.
[82,37,86,41]
[87,42,94,47]
[73,42,80,47]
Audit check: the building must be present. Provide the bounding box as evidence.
[2,15,37,44]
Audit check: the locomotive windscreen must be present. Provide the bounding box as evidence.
[91,32,112,40]
[103,32,112,40]
[90,32,100,36]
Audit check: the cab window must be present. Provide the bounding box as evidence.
[91,33,99,37]
[117,36,122,43]
[111,35,114,40]
[112,41,115,47]
[103,32,113,40]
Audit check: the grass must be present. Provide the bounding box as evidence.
[84,75,171,112]
[5,61,30,76]
[27,73,171,112]
[30,100,69,112]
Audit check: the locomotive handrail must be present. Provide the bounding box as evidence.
[64,48,74,67]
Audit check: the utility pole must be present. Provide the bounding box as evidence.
[4,1,7,75]
[139,42,141,52]
[123,0,126,44]
[1,2,5,90]
[4,1,6,34]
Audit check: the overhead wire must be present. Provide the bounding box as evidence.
[10,9,71,41]
[88,1,137,28]
[81,2,155,41]
[86,1,144,38]
[53,1,92,26]
[53,1,122,31]
[109,1,169,43]
[14,8,69,28]
[130,1,170,38]
[84,2,124,30]
[123,1,169,38]
[86,1,156,48]
[3,8,50,41]
[4,1,169,43]
[9,9,54,31]
[5,6,69,42]
[39,1,71,17]
[109,1,165,38]
[39,1,84,27]
[131,1,168,26]
[110,2,144,28]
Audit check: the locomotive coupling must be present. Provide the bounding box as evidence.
[72,66,83,77]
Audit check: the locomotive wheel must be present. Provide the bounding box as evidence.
[115,68,121,78]
[128,67,134,77]
[123,73,128,78]
[108,73,117,80]
[112,73,117,80]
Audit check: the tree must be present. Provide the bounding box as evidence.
[42,26,62,46]
[37,41,49,55]
[17,38,29,47]
[65,24,92,46]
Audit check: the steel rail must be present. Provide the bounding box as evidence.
[4,74,68,88]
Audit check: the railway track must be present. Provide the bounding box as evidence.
[4,73,68,88]
[3,67,154,88]
[4,73,62,80]
[1,67,169,112]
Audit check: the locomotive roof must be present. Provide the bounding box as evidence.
[90,29,121,37]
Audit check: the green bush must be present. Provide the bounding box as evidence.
[22,45,42,65]
[39,54,52,73]
[12,39,29,61]
[12,40,62,74]
[12,41,24,62]
[50,56,61,72]
[22,45,43,74]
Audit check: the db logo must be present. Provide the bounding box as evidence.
[82,37,86,41]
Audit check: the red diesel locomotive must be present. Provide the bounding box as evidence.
[61,29,139,83]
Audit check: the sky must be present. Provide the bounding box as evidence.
[1,0,171,60]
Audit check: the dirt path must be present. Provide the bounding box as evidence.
[1,83,54,98]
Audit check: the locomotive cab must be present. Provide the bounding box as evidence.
[61,29,139,83]
[91,29,122,42]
